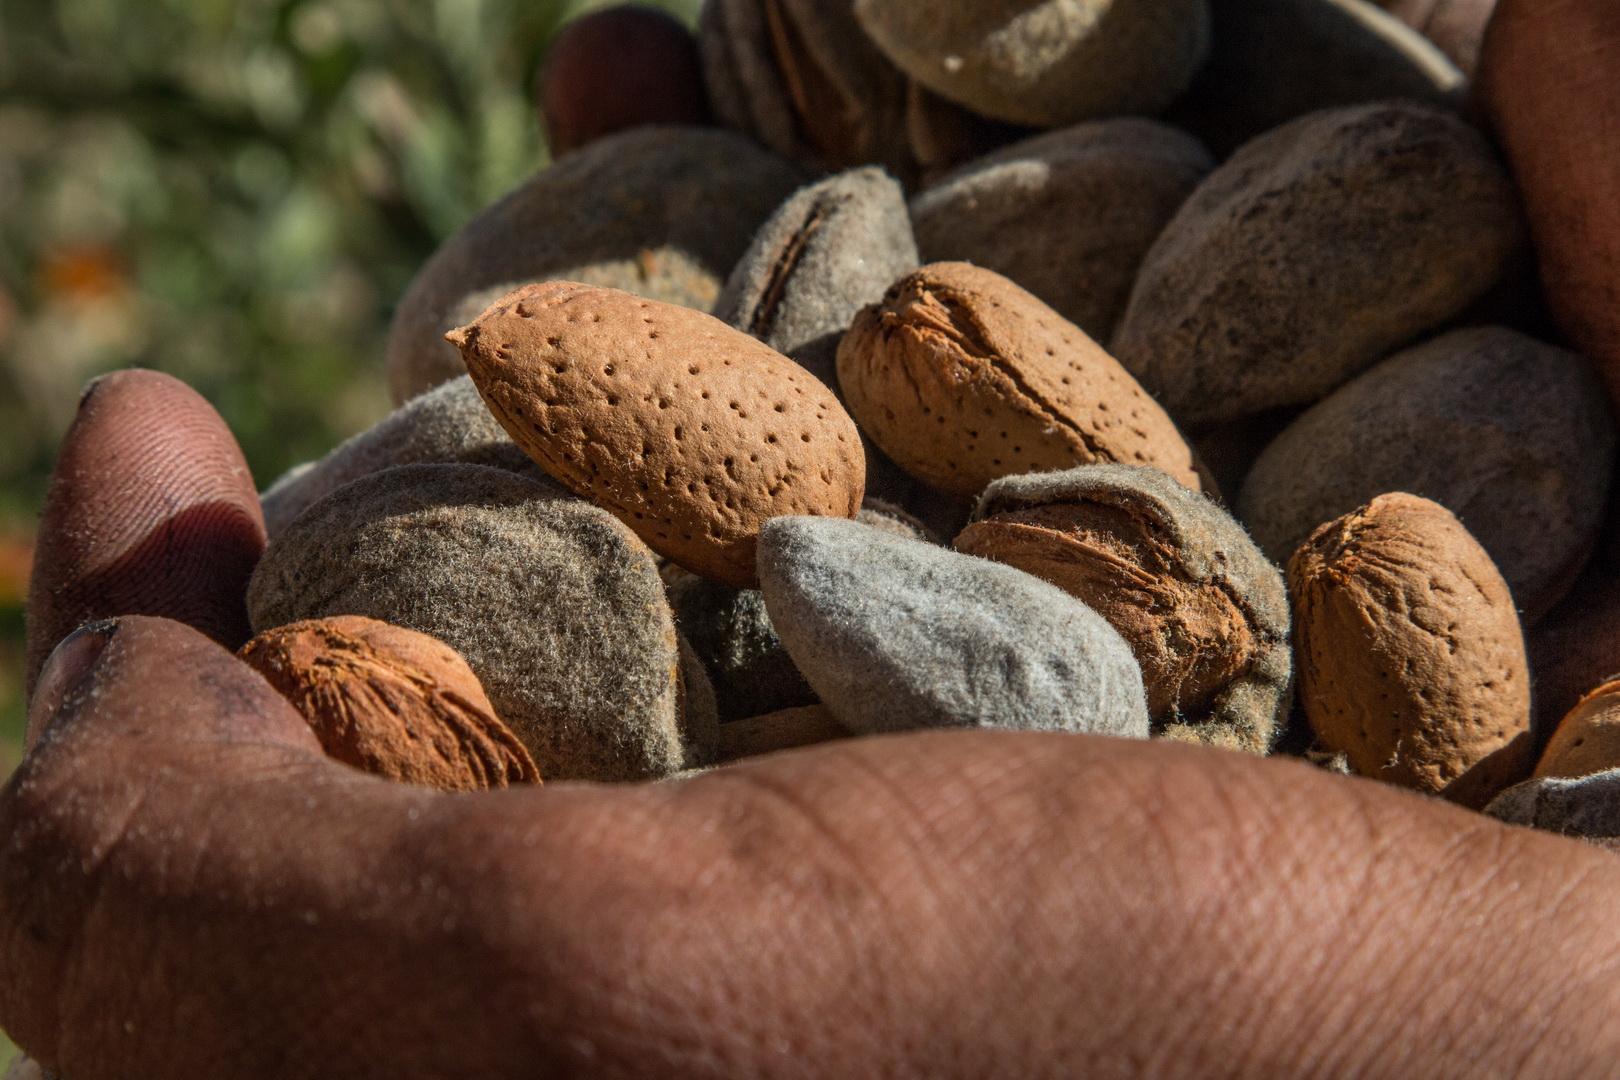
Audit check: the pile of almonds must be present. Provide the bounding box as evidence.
[237,0,1620,851]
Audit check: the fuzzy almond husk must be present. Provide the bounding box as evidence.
[1113,101,1521,430]
[1239,326,1615,624]
[1289,493,1531,807]
[910,119,1214,342]
[241,616,540,792]
[699,0,912,178]
[853,0,1211,129]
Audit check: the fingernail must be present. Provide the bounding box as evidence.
[77,373,109,411]
[26,620,120,753]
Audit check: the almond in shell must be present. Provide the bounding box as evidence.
[836,262,1201,498]
[450,282,866,587]
[1289,492,1532,807]
[240,615,540,792]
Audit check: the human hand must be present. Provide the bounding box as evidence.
[3,369,1618,1078]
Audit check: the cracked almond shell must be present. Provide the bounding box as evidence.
[240,615,540,792]
[451,282,865,587]
[957,464,1290,753]
[1289,492,1532,807]
[836,262,1201,498]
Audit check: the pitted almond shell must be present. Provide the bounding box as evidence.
[836,262,1201,497]
[1289,493,1531,807]
[451,282,865,587]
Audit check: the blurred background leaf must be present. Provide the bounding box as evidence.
[0,0,700,1063]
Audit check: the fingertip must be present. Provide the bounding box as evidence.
[25,369,266,697]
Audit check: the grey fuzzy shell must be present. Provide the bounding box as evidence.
[758,516,1149,737]
[668,502,935,723]
[715,167,920,391]
[698,0,911,177]
[912,119,1214,341]
[1485,770,1620,840]
[1240,327,1616,622]
[260,375,558,540]
[384,127,803,405]
[247,464,689,783]
[973,464,1292,751]
[853,0,1213,129]
[1111,101,1524,430]
[1166,0,1465,156]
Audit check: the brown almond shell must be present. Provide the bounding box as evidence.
[240,615,540,792]
[836,262,1201,498]
[452,282,865,587]
[957,464,1289,753]
[1288,492,1532,807]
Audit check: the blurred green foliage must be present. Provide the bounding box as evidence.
[1,0,699,517]
[0,0,699,1065]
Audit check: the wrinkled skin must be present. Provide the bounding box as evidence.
[5,381,1620,1076]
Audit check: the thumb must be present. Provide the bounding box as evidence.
[0,615,435,1077]
[24,369,266,698]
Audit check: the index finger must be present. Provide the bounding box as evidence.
[8,616,1620,1078]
